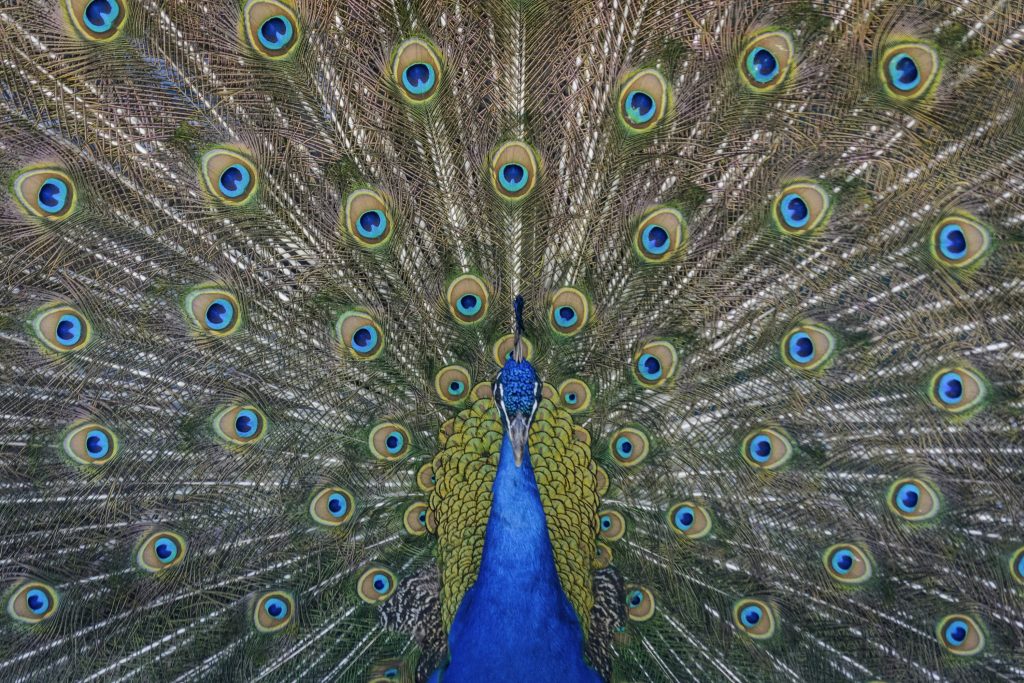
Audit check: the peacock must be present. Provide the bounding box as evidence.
[2,0,1024,680]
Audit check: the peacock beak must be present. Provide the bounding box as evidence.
[508,415,530,467]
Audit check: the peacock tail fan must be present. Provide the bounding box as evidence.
[1,0,1023,681]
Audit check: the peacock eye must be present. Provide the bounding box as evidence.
[733,599,776,639]
[435,365,472,404]
[416,462,435,492]
[490,141,539,200]
[201,149,258,205]
[772,182,830,235]
[244,0,301,59]
[881,43,939,100]
[32,305,92,354]
[596,510,625,542]
[357,566,397,603]
[593,463,609,495]
[14,167,77,219]
[624,585,655,621]
[1010,547,1024,585]
[254,591,294,632]
[369,423,411,460]
[66,0,127,41]
[343,189,393,248]
[618,69,669,132]
[823,544,872,584]
[63,422,118,466]
[368,661,407,683]
[781,323,835,371]
[137,531,186,572]
[609,427,649,467]
[214,405,267,445]
[392,38,443,103]
[936,614,985,656]
[740,31,794,91]
[6,581,59,623]
[668,502,712,539]
[447,275,489,324]
[632,340,678,388]
[930,213,990,269]
[336,311,384,360]
[741,427,793,469]
[310,487,355,526]
[887,478,939,521]
[185,288,241,336]
[635,207,686,262]
[548,288,589,336]
[557,379,591,413]
[403,502,429,536]
[928,366,986,415]
[593,542,613,569]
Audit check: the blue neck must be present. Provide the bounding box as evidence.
[432,434,601,683]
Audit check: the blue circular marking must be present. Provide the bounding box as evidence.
[642,224,670,255]
[84,0,119,32]
[38,179,69,214]
[357,210,387,239]
[945,619,968,646]
[85,429,110,459]
[627,590,643,607]
[327,492,348,517]
[265,597,287,619]
[637,353,662,380]
[448,380,464,396]
[205,298,235,331]
[888,53,920,91]
[258,15,294,51]
[234,409,259,438]
[154,537,178,563]
[385,430,404,454]
[555,305,578,328]
[674,506,695,531]
[565,392,578,405]
[218,164,251,199]
[625,90,656,124]
[498,163,528,193]
[740,605,762,627]
[372,573,391,594]
[402,63,436,95]
[746,47,779,83]
[56,313,83,346]
[939,224,967,260]
[788,332,814,363]
[456,294,481,316]
[26,589,49,615]
[781,193,809,229]
[831,549,854,574]
[351,325,378,353]
[615,436,634,459]
[937,372,964,405]
[895,483,920,513]
[749,435,773,463]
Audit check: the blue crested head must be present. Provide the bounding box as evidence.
[493,295,541,467]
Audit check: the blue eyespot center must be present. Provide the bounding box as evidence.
[939,224,967,259]
[638,353,662,380]
[555,305,578,327]
[937,372,964,404]
[448,380,464,396]
[265,597,287,619]
[831,549,854,574]
[741,605,762,626]
[26,589,49,614]
[205,298,235,330]
[889,53,920,91]
[38,178,69,213]
[155,537,177,563]
[627,590,643,607]
[945,620,968,645]
[615,437,634,458]
[372,573,391,593]
[402,63,436,95]
[788,332,814,363]
[86,429,110,459]
[642,225,670,254]
[600,515,611,530]
[259,16,294,51]
[385,431,404,453]
[674,506,695,530]
[749,435,772,462]
[498,163,528,192]
[327,492,348,517]
[565,392,577,404]
[84,0,119,33]
[625,90,656,124]
[418,510,427,524]
[352,325,378,353]
[357,210,387,239]
[235,409,259,438]
[56,314,84,346]
[896,483,920,513]
[384,668,400,678]
[218,164,251,198]
[457,294,481,316]
[781,194,809,228]
[747,47,779,83]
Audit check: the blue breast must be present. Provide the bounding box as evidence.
[431,434,601,682]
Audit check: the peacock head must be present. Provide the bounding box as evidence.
[493,295,542,467]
